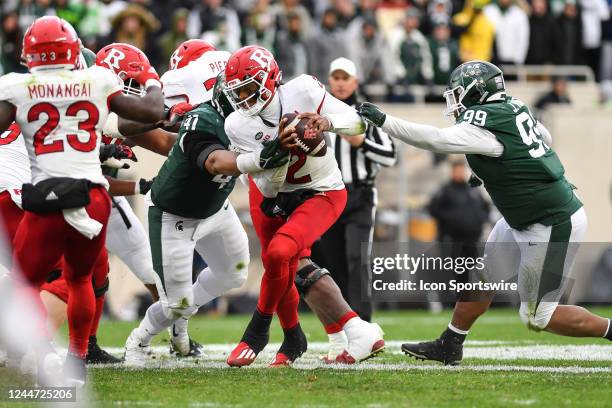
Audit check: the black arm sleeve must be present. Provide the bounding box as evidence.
[181,130,226,171]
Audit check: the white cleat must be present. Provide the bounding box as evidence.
[124,329,152,367]
[37,351,63,386]
[321,331,348,363]
[168,325,190,357]
[335,322,385,364]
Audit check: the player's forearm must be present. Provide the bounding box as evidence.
[205,150,241,176]
[118,117,160,137]
[381,115,501,156]
[105,176,136,196]
[127,129,176,157]
[321,94,366,136]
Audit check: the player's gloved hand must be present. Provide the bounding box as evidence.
[100,144,138,169]
[468,174,483,187]
[259,139,290,169]
[135,177,154,195]
[124,64,161,89]
[357,102,386,128]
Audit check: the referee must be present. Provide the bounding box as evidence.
[311,57,396,322]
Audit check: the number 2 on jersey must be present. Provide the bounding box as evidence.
[28,101,100,155]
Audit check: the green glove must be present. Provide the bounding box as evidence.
[259,139,289,169]
[357,102,387,128]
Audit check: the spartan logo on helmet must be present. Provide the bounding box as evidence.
[443,60,505,121]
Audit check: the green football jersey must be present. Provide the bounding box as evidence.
[151,103,236,219]
[460,96,582,230]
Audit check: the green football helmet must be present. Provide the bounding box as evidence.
[443,60,506,120]
[211,72,234,118]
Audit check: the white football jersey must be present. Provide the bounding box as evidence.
[161,50,231,107]
[0,66,123,187]
[225,74,362,197]
[0,123,31,207]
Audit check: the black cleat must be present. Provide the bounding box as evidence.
[63,352,87,387]
[86,336,122,364]
[401,338,463,366]
[269,324,308,367]
[169,338,204,358]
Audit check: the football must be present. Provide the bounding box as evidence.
[282,112,327,157]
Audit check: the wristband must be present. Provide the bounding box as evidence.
[236,151,262,174]
[134,179,141,195]
[102,112,123,139]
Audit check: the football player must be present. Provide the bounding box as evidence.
[122,41,289,366]
[0,16,164,385]
[357,60,612,365]
[222,46,385,367]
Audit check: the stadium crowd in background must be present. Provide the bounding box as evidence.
[2,0,612,100]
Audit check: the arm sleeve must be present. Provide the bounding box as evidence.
[181,130,226,171]
[381,115,504,156]
[536,121,552,146]
[0,74,16,102]
[362,126,397,167]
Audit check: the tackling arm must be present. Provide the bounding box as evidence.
[110,86,164,124]
[0,101,16,132]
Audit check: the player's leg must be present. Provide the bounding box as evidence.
[402,217,517,365]
[515,208,611,339]
[124,207,197,366]
[106,197,158,300]
[167,202,250,356]
[60,186,111,385]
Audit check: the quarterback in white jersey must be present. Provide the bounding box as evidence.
[0,16,164,386]
[222,46,384,368]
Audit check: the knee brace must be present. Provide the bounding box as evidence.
[519,302,557,331]
[295,262,330,296]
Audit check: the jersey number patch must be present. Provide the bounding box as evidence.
[515,111,548,158]
[286,153,312,184]
[463,110,487,127]
[28,101,100,155]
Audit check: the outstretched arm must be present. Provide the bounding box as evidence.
[110,86,164,124]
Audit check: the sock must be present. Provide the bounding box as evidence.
[66,277,96,359]
[241,309,273,353]
[604,319,612,341]
[328,331,347,345]
[338,311,359,329]
[276,285,300,329]
[278,323,307,358]
[138,301,173,346]
[88,296,105,337]
[441,323,469,345]
[324,322,342,334]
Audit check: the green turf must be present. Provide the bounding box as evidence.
[2,307,611,407]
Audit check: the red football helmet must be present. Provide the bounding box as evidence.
[21,16,81,72]
[169,39,216,71]
[95,43,151,96]
[224,46,282,117]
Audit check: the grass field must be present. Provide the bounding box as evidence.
[2,307,612,407]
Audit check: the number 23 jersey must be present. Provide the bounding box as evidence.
[0,66,123,187]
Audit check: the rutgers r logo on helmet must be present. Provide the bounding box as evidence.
[102,48,126,71]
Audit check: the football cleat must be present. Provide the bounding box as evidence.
[62,353,87,387]
[87,336,121,364]
[227,342,258,367]
[124,329,152,367]
[333,322,385,364]
[37,350,63,387]
[269,324,307,368]
[169,338,204,358]
[401,338,463,366]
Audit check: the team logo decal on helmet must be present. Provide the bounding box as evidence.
[169,39,217,71]
[95,43,151,96]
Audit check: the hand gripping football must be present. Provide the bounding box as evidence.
[282,112,327,157]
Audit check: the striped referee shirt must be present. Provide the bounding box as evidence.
[328,94,397,185]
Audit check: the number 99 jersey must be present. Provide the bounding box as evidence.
[0,66,123,187]
[460,96,582,230]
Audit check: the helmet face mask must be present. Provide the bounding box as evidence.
[224,72,272,117]
[212,72,234,118]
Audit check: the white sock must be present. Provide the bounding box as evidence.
[328,331,348,344]
[138,301,173,345]
[448,323,469,335]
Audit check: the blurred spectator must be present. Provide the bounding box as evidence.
[98,0,127,37]
[187,0,241,52]
[389,8,433,86]
[0,11,25,75]
[332,0,358,28]
[54,0,85,28]
[555,0,583,65]
[348,17,395,86]
[244,0,276,50]
[17,0,54,34]
[484,0,530,65]
[270,0,314,38]
[579,0,610,81]
[306,8,348,82]
[452,0,495,62]
[274,12,308,80]
[377,0,411,39]
[429,21,460,85]
[526,0,558,65]
[103,4,161,67]
[534,76,572,112]
[76,1,108,47]
[600,0,612,81]
[159,8,190,72]
[422,0,453,36]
